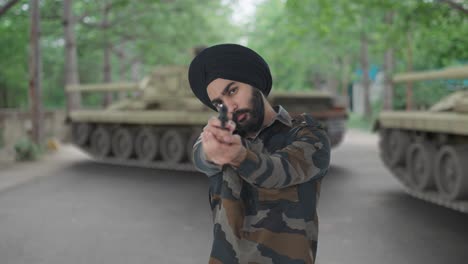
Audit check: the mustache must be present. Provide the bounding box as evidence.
[232,109,252,122]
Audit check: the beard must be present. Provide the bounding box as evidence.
[232,88,265,138]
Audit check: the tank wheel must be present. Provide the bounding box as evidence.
[90,126,112,158]
[405,142,436,191]
[381,129,410,167]
[187,128,202,163]
[111,127,134,160]
[135,127,159,162]
[72,122,91,146]
[160,129,186,163]
[435,145,468,200]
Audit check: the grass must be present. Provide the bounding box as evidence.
[347,100,383,132]
[14,138,43,161]
[347,112,376,132]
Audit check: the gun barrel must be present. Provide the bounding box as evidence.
[218,104,228,128]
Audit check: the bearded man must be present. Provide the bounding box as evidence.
[189,43,330,264]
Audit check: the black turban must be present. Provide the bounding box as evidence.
[188,43,272,111]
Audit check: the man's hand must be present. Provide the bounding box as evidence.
[201,117,247,167]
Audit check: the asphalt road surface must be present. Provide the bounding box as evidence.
[0,130,467,264]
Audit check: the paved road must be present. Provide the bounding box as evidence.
[0,130,467,264]
[318,131,468,264]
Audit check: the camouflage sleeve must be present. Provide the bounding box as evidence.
[236,126,330,189]
[192,136,223,176]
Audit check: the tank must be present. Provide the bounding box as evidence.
[374,65,468,213]
[66,66,347,171]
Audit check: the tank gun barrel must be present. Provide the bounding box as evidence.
[66,82,140,93]
[393,65,468,83]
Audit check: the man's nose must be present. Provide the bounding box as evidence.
[223,100,237,119]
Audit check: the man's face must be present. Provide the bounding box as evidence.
[207,78,265,137]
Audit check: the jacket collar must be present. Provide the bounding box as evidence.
[248,105,292,140]
[274,105,293,127]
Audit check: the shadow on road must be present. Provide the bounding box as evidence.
[327,164,352,179]
[65,160,205,182]
[377,189,468,227]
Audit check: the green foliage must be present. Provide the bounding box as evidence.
[0,0,238,109]
[347,100,382,131]
[0,3,29,109]
[0,0,466,112]
[347,112,373,131]
[14,138,42,161]
[71,0,239,72]
[393,81,462,110]
[250,0,468,117]
[248,0,340,91]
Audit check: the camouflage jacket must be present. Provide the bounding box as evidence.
[193,106,331,264]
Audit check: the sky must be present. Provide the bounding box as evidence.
[230,0,264,24]
[227,0,265,44]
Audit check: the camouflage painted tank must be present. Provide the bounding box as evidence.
[67,66,347,171]
[374,65,468,213]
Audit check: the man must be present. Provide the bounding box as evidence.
[188,44,330,264]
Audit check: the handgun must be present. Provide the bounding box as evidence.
[218,104,228,129]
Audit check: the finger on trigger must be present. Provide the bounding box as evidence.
[227,120,236,132]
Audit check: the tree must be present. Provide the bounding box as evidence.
[382,11,394,110]
[74,0,238,106]
[0,0,240,110]
[438,0,468,15]
[0,0,21,17]
[63,0,81,113]
[29,0,44,144]
[254,0,468,115]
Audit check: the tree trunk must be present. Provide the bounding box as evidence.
[437,0,468,15]
[131,60,141,81]
[3,89,8,108]
[118,48,126,99]
[406,30,414,111]
[312,72,323,91]
[383,11,395,110]
[29,0,43,145]
[63,0,81,114]
[326,76,338,96]
[340,55,351,107]
[131,60,142,97]
[118,52,126,80]
[102,2,113,107]
[6,90,11,108]
[0,89,5,108]
[360,31,371,119]
[0,0,21,17]
[383,48,395,110]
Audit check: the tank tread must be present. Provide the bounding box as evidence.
[92,157,198,172]
[391,164,468,214]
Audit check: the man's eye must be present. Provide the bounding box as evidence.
[229,87,238,95]
[213,102,221,108]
